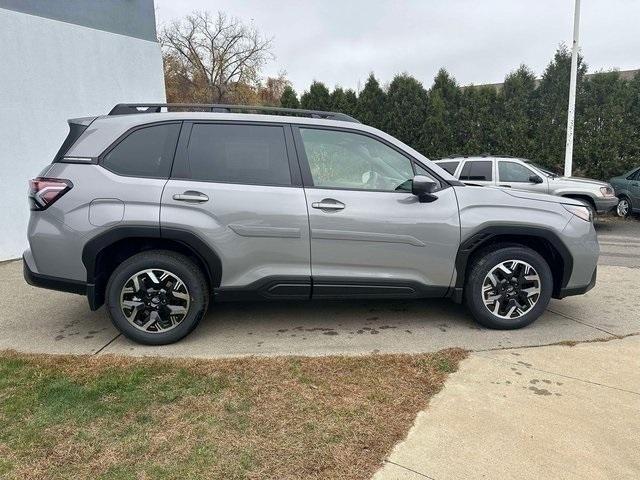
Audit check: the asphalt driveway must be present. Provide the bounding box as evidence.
[1,218,638,359]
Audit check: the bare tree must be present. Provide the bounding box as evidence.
[160,11,274,103]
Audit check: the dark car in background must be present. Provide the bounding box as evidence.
[610,167,640,218]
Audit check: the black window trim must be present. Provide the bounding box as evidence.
[498,160,536,183]
[170,120,302,188]
[97,121,183,180]
[291,124,451,194]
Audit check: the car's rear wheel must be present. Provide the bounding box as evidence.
[617,197,631,218]
[106,250,209,345]
[465,245,553,329]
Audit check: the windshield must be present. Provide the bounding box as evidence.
[523,160,558,177]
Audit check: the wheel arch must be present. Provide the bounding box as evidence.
[560,193,597,210]
[82,226,222,310]
[452,226,573,302]
[617,192,633,205]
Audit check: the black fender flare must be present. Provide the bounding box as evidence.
[451,225,573,302]
[82,226,223,309]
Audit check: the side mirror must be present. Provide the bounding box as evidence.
[529,175,543,184]
[412,175,438,203]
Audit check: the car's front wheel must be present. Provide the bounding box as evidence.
[464,245,553,330]
[105,250,209,345]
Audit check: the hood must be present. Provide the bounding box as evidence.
[549,176,609,187]
[499,187,584,207]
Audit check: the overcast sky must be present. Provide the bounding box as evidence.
[155,0,640,93]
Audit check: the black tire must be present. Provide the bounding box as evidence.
[105,250,209,345]
[616,196,631,218]
[464,245,553,330]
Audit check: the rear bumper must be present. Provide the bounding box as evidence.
[23,255,87,295]
[594,196,619,214]
[556,266,597,299]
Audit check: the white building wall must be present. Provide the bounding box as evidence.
[0,7,166,260]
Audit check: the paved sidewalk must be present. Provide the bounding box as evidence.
[373,335,640,480]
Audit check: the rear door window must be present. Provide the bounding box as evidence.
[101,123,181,178]
[459,160,493,182]
[178,123,292,186]
[438,161,459,175]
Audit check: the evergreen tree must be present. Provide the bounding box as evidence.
[457,85,500,156]
[330,87,346,111]
[342,89,358,117]
[422,68,461,158]
[626,73,640,164]
[574,71,634,179]
[534,45,587,172]
[280,85,299,108]
[330,87,358,117]
[300,81,331,110]
[356,73,386,128]
[496,65,537,157]
[383,74,428,151]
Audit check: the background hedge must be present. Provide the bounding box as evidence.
[283,46,640,180]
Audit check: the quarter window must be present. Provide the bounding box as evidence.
[180,124,291,185]
[299,128,415,192]
[102,123,181,178]
[459,161,493,182]
[498,162,535,182]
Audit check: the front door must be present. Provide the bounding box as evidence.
[161,122,311,296]
[293,126,460,297]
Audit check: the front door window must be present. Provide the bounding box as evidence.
[299,128,416,192]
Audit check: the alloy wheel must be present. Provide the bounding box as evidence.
[119,269,190,333]
[482,260,541,320]
[617,199,630,217]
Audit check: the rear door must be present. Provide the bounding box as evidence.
[497,160,548,193]
[161,121,311,295]
[293,126,460,297]
[458,159,495,187]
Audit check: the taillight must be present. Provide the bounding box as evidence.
[28,177,73,210]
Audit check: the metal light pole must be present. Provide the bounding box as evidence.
[564,0,581,177]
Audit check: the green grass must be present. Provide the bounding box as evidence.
[0,349,466,480]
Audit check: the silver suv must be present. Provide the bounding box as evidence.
[435,155,618,217]
[24,104,599,344]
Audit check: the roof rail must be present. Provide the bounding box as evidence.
[108,103,360,123]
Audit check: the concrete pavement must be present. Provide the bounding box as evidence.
[373,335,640,480]
[1,218,638,358]
[2,260,638,358]
[595,217,640,268]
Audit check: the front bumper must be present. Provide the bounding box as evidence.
[594,196,619,214]
[556,266,597,299]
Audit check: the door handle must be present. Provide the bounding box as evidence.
[172,191,209,203]
[312,199,345,211]
[499,184,512,188]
